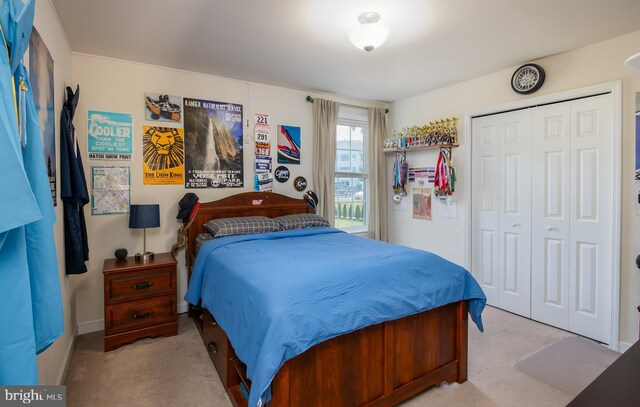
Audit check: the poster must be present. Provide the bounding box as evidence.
[88,110,133,160]
[412,188,432,220]
[277,125,301,164]
[91,166,130,215]
[29,27,56,206]
[142,126,184,185]
[145,93,182,123]
[183,98,243,188]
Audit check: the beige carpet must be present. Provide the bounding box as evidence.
[515,336,620,396]
[66,307,574,407]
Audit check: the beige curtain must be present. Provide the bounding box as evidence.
[312,98,339,225]
[368,107,388,241]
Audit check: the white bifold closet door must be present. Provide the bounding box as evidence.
[471,110,532,318]
[472,94,613,344]
[531,95,613,343]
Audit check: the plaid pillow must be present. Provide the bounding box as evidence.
[195,232,214,254]
[204,216,281,237]
[274,214,330,230]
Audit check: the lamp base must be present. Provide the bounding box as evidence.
[135,252,155,262]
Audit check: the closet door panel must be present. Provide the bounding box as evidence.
[569,94,613,344]
[531,104,571,329]
[498,111,532,317]
[472,119,501,306]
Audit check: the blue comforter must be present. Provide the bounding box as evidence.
[185,227,486,407]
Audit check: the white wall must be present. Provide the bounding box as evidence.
[33,0,75,384]
[71,53,385,332]
[388,30,640,347]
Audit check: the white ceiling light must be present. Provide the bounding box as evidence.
[625,52,640,71]
[348,12,390,52]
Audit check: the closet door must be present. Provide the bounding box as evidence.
[568,94,613,344]
[472,111,531,317]
[531,103,571,329]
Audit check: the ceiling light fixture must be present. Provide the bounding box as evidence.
[625,52,640,71]
[348,12,389,52]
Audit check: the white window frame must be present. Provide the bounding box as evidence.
[335,115,369,234]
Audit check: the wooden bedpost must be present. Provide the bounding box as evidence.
[456,301,469,383]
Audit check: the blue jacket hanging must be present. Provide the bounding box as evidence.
[0,0,63,384]
[60,85,89,275]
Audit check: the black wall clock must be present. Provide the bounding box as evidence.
[511,63,545,94]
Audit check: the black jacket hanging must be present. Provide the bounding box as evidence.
[60,85,89,274]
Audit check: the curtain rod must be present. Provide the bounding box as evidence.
[305,96,389,114]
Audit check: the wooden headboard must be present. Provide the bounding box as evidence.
[185,191,313,279]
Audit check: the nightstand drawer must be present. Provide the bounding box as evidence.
[105,295,176,334]
[106,266,175,303]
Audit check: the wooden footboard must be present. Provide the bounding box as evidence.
[193,301,468,407]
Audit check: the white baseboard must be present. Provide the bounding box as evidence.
[77,319,104,335]
[178,301,188,314]
[618,340,633,353]
[56,327,77,385]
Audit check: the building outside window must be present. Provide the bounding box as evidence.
[335,108,368,233]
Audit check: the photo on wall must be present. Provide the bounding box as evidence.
[145,93,182,123]
[183,98,243,188]
[142,126,184,185]
[29,27,56,206]
[277,124,301,164]
[412,188,432,220]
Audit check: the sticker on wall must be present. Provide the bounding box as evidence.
[88,110,133,160]
[254,172,273,192]
[91,166,130,215]
[255,142,271,156]
[274,166,290,183]
[408,167,435,183]
[183,98,243,188]
[254,126,271,144]
[255,113,270,127]
[145,93,182,123]
[293,176,307,192]
[142,126,184,185]
[255,155,272,173]
[412,188,432,220]
[29,27,56,206]
[277,125,301,165]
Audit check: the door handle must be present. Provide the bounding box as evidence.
[546,226,554,231]
[511,223,520,227]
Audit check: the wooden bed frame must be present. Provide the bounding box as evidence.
[184,192,468,407]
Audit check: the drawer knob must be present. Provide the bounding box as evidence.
[132,282,154,290]
[211,320,218,327]
[132,311,154,319]
[207,341,218,354]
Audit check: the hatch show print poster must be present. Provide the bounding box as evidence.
[142,126,184,185]
[183,98,243,188]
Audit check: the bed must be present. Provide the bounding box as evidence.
[183,192,485,407]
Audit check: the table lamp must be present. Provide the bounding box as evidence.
[129,204,160,261]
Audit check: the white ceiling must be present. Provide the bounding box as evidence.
[51,0,640,102]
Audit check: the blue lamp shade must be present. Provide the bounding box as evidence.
[129,204,160,229]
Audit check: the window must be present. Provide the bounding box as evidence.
[334,108,368,233]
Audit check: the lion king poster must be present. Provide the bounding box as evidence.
[183,98,243,188]
[142,126,184,185]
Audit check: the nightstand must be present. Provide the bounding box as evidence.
[103,252,178,351]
